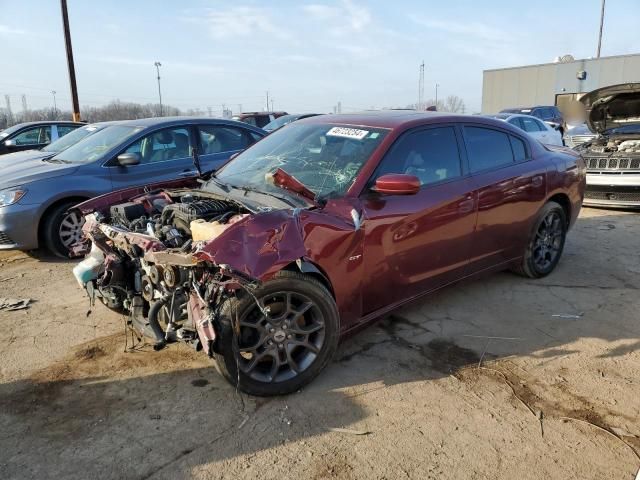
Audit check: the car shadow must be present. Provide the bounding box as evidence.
[0,209,638,478]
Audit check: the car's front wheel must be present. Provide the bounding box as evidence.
[42,202,85,258]
[513,201,567,278]
[213,271,339,396]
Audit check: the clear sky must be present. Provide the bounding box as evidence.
[1,0,639,115]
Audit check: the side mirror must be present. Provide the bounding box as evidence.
[116,152,141,166]
[372,174,420,195]
[4,139,16,147]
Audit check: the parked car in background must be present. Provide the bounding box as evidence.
[0,117,266,256]
[574,83,640,208]
[72,111,585,396]
[564,123,597,148]
[263,113,323,133]
[500,106,565,133]
[232,111,288,128]
[486,113,564,146]
[0,122,114,168]
[0,121,84,155]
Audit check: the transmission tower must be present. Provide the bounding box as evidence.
[21,94,28,112]
[418,61,425,111]
[4,95,13,123]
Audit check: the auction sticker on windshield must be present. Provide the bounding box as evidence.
[327,127,369,140]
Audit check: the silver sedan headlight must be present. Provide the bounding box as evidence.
[0,188,27,207]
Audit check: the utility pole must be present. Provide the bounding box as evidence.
[265,91,269,111]
[237,103,242,114]
[51,90,57,114]
[4,95,13,124]
[596,0,606,58]
[271,98,274,112]
[21,94,27,113]
[435,83,440,109]
[154,61,163,116]
[418,61,424,110]
[60,0,81,121]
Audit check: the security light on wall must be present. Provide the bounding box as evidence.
[576,70,587,80]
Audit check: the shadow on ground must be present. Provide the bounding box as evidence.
[0,210,639,479]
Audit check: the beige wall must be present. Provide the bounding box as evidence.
[481,54,640,114]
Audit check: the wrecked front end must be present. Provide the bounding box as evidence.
[72,187,304,357]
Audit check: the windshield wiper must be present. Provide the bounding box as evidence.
[228,183,299,208]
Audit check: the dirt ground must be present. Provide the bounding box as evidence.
[0,207,639,480]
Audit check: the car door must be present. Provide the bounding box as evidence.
[360,125,477,314]
[195,124,258,174]
[462,125,547,273]
[107,126,197,191]
[7,125,52,152]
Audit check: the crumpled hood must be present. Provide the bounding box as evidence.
[0,157,78,190]
[194,208,307,280]
[581,83,640,134]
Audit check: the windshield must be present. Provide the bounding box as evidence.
[0,123,28,139]
[212,123,389,199]
[53,125,142,163]
[42,124,103,152]
[264,115,296,131]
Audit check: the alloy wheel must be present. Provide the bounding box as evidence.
[58,210,84,248]
[236,291,325,383]
[532,211,563,271]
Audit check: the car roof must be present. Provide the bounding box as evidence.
[113,116,264,131]
[299,110,478,129]
[6,120,85,128]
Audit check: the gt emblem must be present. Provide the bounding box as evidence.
[349,254,362,261]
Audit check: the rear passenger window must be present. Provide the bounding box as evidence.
[464,127,514,173]
[510,136,527,162]
[198,125,252,154]
[521,117,542,132]
[373,127,462,186]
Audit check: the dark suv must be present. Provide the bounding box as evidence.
[231,112,288,128]
[500,106,564,133]
[0,121,84,155]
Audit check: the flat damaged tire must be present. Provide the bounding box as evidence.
[213,270,339,396]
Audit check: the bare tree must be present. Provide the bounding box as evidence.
[0,100,184,129]
[443,95,466,113]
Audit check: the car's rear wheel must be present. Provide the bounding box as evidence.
[42,202,85,258]
[213,271,339,396]
[513,201,567,278]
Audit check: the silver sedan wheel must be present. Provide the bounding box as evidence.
[58,211,84,248]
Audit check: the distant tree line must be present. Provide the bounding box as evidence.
[406,95,467,114]
[0,100,184,129]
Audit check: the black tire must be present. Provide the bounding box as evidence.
[512,201,567,278]
[42,202,85,258]
[213,270,339,396]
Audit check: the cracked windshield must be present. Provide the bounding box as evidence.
[215,123,388,198]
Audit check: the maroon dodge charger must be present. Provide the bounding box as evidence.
[73,111,585,395]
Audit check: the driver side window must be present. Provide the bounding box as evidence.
[372,127,462,187]
[13,126,51,145]
[124,127,191,164]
